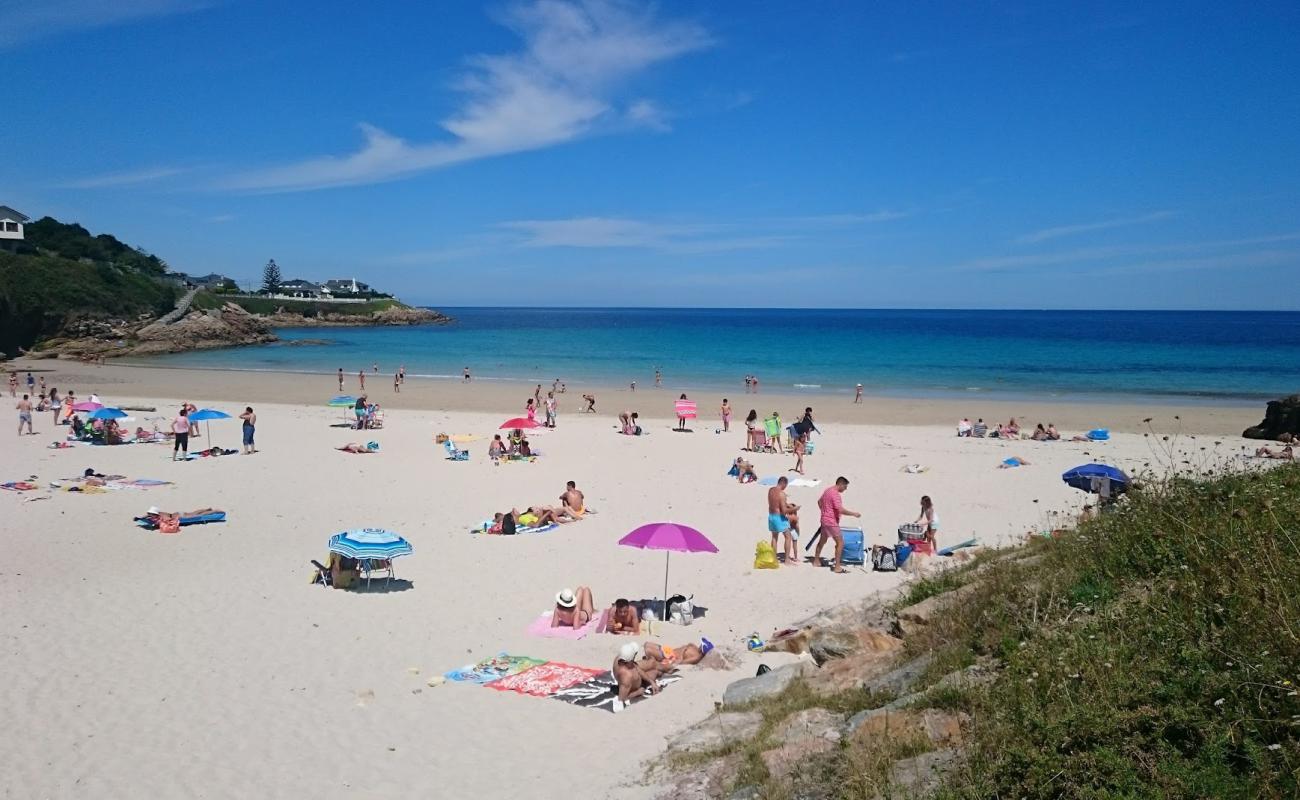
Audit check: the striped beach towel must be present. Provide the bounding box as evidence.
[674,399,697,419]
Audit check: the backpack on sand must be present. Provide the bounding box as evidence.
[871,545,898,572]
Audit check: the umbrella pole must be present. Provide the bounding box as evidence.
[663,551,671,623]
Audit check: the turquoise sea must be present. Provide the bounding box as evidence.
[126,308,1300,403]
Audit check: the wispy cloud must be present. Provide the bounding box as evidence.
[952,232,1300,273]
[501,217,789,253]
[56,165,194,189]
[222,0,711,192]
[0,0,210,49]
[206,213,236,224]
[1014,210,1175,244]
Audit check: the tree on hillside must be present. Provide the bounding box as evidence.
[261,259,282,294]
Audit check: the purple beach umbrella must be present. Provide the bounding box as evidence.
[618,523,718,621]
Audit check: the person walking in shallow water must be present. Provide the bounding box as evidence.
[338,368,344,392]
[854,383,863,403]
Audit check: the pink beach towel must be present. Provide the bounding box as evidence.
[526,608,608,640]
[674,399,697,420]
[487,662,605,697]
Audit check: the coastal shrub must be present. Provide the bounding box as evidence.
[915,463,1300,799]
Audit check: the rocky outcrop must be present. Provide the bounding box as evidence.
[43,302,275,357]
[1243,394,1300,440]
[263,305,448,327]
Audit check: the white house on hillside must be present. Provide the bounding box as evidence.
[277,279,321,298]
[0,206,29,241]
[322,278,370,296]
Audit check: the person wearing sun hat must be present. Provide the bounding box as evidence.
[550,586,594,629]
[612,641,657,712]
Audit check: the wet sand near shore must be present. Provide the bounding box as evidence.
[11,360,1260,436]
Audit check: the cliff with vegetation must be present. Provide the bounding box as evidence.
[656,460,1299,799]
[0,217,448,359]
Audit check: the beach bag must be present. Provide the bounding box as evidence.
[668,594,694,626]
[872,545,898,572]
[754,541,779,569]
[159,515,181,534]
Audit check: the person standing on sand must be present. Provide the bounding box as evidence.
[8,372,16,397]
[720,398,731,432]
[338,368,344,391]
[768,476,800,566]
[655,368,662,387]
[358,370,365,391]
[171,406,191,461]
[630,380,636,392]
[393,372,400,393]
[525,398,536,422]
[38,376,45,394]
[812,477,861,573]
[545,391,557,428]
[26,372,35,395]
[791,430,808,474]
[16,394,34,435]
[239,407,257,455]
[583,393,596,412]
[399,365,406,384]
[49,387,60,426]
[855,384,863,403]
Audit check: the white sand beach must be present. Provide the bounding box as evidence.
[0,364,1262,798]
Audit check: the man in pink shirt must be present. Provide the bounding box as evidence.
[171,406,191,461]
[812,477,861,573]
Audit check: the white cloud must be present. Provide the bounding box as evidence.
[223,0,711,192]
[952,232,1300,273]
[0,0,210,49]
[1014,210,1175,244]
[56,165,193,189]
[500,217,788,253]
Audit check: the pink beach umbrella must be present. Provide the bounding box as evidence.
[71,401,103,412]
[499,417,540,429]
[618,523,718,621]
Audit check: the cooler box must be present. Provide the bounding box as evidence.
[841,528,865,565]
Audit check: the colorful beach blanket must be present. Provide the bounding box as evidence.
[1,481,39,492]
[525,609,607,640]
[487,662,604,697]
[444,653,548,685]
[550,671,682,712]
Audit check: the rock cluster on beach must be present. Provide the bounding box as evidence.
[34,302,448,358]
[655,552,987,800]
[1243,394,1300,440]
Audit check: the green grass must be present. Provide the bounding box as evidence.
[686,464,1300,800]
[191,292,402,317]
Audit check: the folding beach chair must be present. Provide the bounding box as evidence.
[443,440,469,461]
[369,410,385,429]
[751,430,777,454]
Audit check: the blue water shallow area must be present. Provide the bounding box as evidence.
[127,308,1300,403]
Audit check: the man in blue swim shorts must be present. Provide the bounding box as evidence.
[767,476,801,566]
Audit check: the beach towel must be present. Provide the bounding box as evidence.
[133,511,226,530]
[758,476,821,488]
[674,399,697,420]
[444,653,547,685]
[471,521,560,535]
[550,671,682,712]
[487,662,605,697]
[1,481,38,492]
[899,464,929,474]
[526,609,608,640]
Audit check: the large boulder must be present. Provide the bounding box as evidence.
[721,662,814,706]
[1243,395,1300,440]
[667,711,764,754]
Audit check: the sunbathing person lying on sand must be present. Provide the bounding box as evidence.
[1255,445,1294,460]
[337,442,379,453]
[552,586,595,628]
[607,598,641,635]
[643,639,713,668]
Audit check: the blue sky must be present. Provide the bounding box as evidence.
[3,0,1299,309]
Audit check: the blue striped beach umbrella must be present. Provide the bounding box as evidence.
[327,528,413,560]
[87,407,128,420]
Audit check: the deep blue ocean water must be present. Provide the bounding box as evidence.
[127,308,1300,403]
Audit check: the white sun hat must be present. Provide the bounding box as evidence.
[618,642,643,663]
[555,588,576,608]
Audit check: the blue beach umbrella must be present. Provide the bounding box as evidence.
[188,408,231,448]
[87,407,128,420]
[1061,463,1129,495]
[328,528,413,587]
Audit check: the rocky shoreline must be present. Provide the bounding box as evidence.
[33,302,449,358]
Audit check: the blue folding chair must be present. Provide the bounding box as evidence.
[443,439,469,461]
